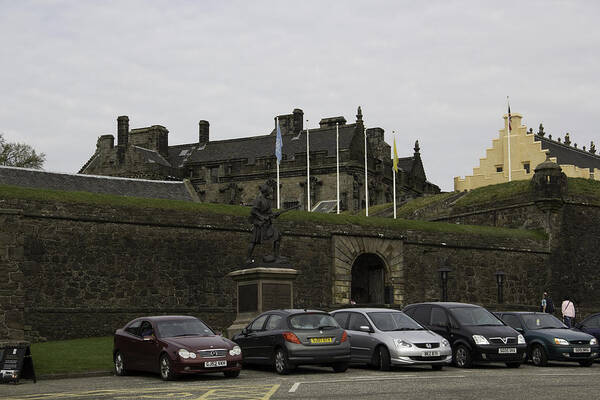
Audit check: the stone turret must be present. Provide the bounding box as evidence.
[531,157,567,212]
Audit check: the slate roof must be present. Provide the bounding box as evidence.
[535,135,600,170]
[185,124,358,165]
[396,157,415,172]
[0,166,195,201]
[168,143,198,168]
[131,146,172,167]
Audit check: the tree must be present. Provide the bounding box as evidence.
[0,133,46,169]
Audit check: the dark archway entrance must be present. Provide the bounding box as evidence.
[351,253,386,304]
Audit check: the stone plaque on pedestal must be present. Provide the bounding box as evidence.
[226,267,298,338]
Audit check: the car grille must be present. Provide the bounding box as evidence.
[570,340,591,345]
[488,337,517,345]
[409,356,446,361]
[569,352,592,358]
[414,343,440,349]
[197,349,228,358]
[482,353,521,361]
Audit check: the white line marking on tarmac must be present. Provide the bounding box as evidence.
[288,374,466,393]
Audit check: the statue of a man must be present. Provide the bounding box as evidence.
[246,184,283,264]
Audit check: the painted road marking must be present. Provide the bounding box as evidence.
[288,374,466,393]
[4,383,280,400]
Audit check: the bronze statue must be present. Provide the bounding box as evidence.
[246,184,297,264]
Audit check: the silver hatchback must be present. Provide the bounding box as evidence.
[331,308,452,370]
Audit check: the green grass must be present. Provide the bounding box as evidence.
[0,183,545,240]
[31,336,113,375]
[453,180,531,208]
[568,178,600,203]
[396,192,457,218]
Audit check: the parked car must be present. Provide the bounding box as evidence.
[403,302,527,368]
[330,308,452,370]
[574,312,600,344]
[113,315,242,380]
[232,309,351,375]
[496,311,599,367]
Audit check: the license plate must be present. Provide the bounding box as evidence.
[422,351,440,357]
[204,360,227,368]
[498,347,517,354]
[309,337,333,344]
[573,347,591,353]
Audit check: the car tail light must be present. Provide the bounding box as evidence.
[282,332,301,344]
[341,331,348,343]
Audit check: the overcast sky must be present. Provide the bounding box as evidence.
[2,0,599,191]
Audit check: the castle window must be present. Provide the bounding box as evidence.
[496,165,503,173]
[210,166,219,183]
[523,162,530,174]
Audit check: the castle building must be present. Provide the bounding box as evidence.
[454,112,600,191]
[80,107,440,211]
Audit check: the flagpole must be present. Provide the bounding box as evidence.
[507,96,512,182]
[276,117,281,209]
[393,131,397,219]
[306,120,311,212]
[336,122,340,214]
[364,126,369,217]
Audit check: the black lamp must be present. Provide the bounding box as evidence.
[495,270,506,303]
[438,264,451,302]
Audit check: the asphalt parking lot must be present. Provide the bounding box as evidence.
[2,362,600,400]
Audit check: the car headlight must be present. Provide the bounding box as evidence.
[590,338,597,346]
[518,334,526,345]
[229,345,242,356]
[178,349,197,359]
[472,335,489,345]
[393,339,413,348]
[441,339,450,347]
[554,338,569,345]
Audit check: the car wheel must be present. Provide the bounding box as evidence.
[374,346,391,371]
[159,354,177,381]
[531,345,548,367]
[506,362,521,368]
[114,351,127,376]
[453,345,472,368]
[579,360,594,367]
[332,362,349,373]
[431,364,443,371]
[274,348,292,375]
[224,370,241,378]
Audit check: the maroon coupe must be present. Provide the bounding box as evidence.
[113,315,242,380]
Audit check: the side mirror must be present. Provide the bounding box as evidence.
[143,335,155,342]
[241,327,249,335]
[359,325,373,333]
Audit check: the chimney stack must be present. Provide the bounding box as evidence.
[199,120,209,144]
[117,115,129,147]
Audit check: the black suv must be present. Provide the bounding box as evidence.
[403,302,527,368]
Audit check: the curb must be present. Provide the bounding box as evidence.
[38,370,113,380]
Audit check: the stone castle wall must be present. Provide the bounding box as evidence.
[0,196,548,342]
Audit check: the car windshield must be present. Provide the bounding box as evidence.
[155,318,214,338]
[289,313,339,330]
[451,307,504,326]
[367,312,423,331]
[522,314,566,330]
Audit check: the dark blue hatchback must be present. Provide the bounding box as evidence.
[496,312,599,367]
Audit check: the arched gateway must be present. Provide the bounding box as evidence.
[332,235,404,305]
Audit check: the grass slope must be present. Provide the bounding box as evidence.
[31,336,113,375]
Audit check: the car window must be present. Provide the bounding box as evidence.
[502,314,523,330]
[155,318,214,338]
[450,307,504,326]
[430,307,448,327]
[125,320,142,336]
[522,314,565,330]
[583,316,600,329]
[367,312,423,331]
[289,313,339,330]
[412,305,431,326]
[348,313,370,331]
[139,321,154,337]
[249,315,269,331]
[265,315,284,331]
[333,312,350,329]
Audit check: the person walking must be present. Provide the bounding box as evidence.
[541,292,548,312]
[561,298,575,328]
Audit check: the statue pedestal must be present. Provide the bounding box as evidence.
[226,267,298,338]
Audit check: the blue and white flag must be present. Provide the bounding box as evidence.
[275,118,283,163]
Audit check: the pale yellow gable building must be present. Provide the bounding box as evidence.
[454,113,600,191]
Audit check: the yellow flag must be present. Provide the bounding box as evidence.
[393,136,399,172]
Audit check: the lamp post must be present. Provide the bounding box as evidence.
[495,271,506,304]
[438,265,451,302]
